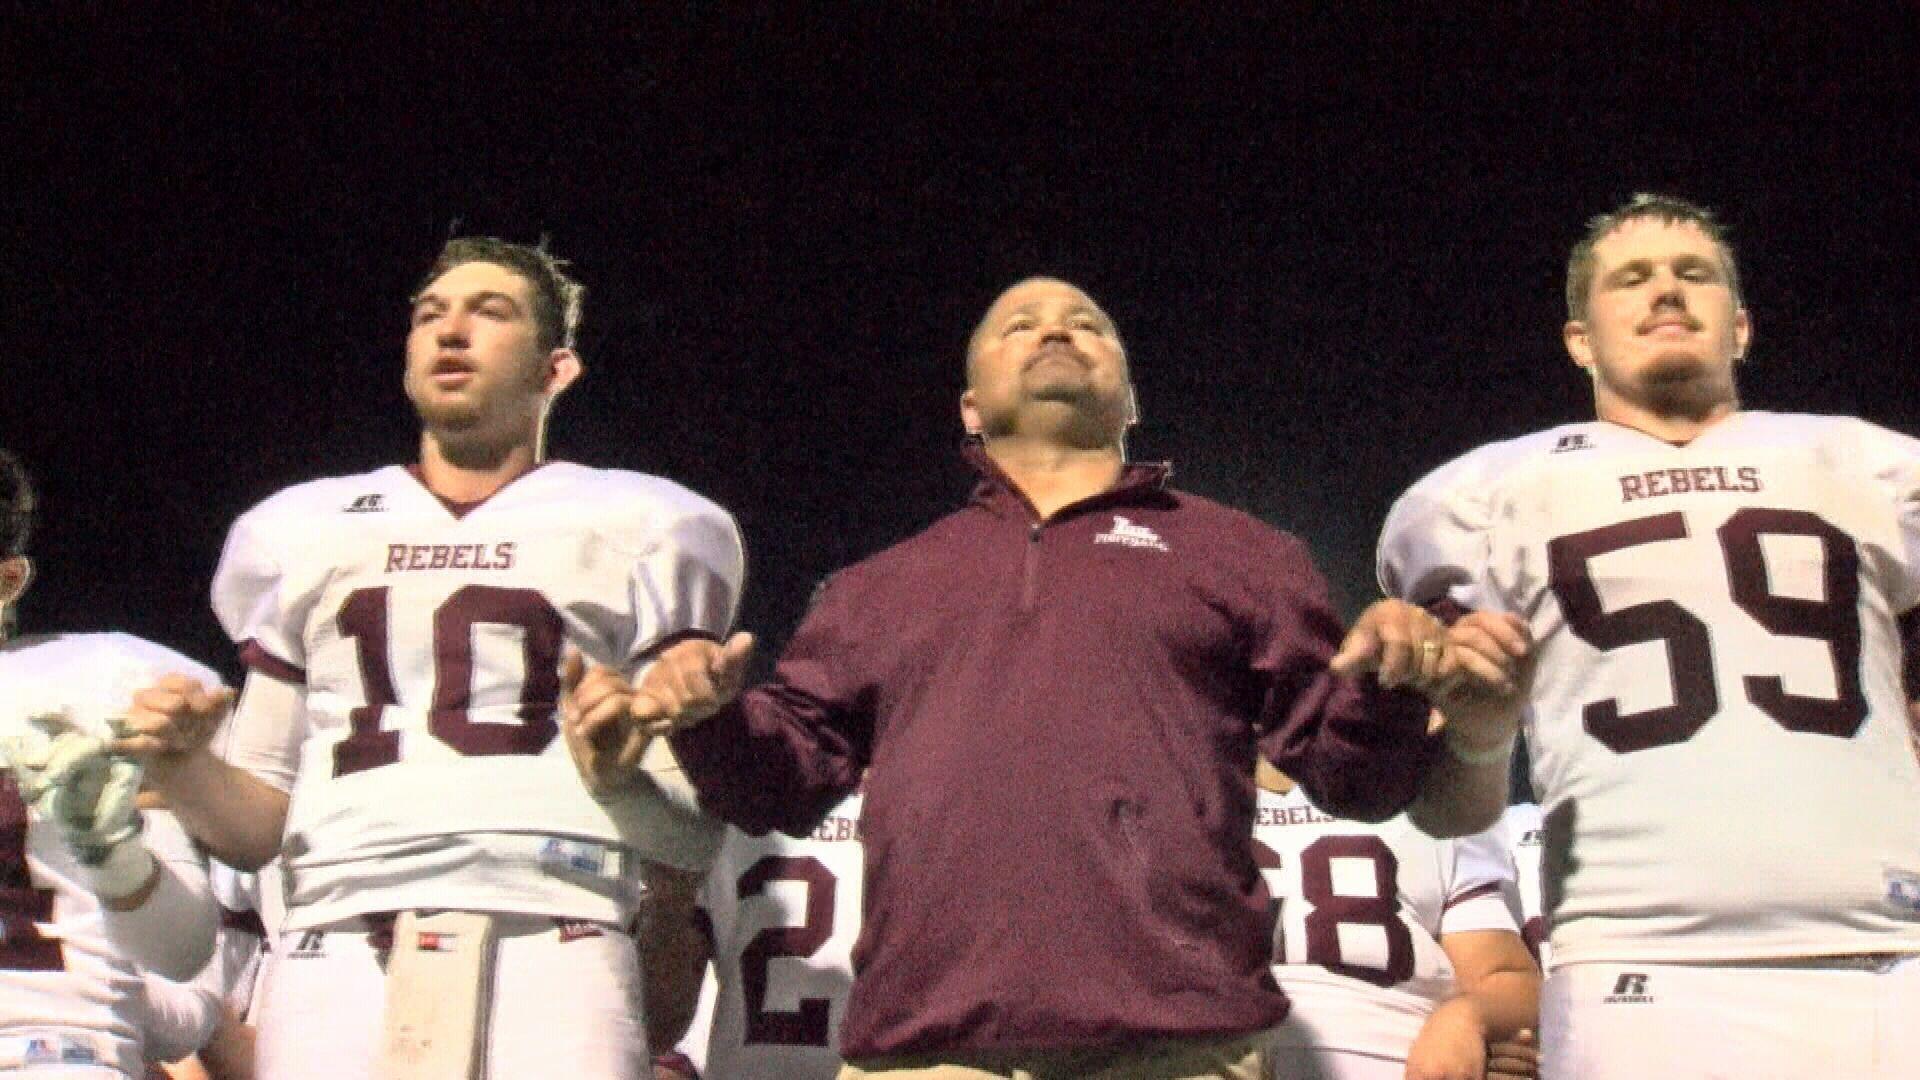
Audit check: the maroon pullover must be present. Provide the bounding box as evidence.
[671,445,1437,1059]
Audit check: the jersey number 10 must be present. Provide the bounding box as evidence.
[332,585,565,776]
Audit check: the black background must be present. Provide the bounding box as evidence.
[6,6,1917,677]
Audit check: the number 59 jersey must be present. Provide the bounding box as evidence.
[1254,786,1521,1060]
[1379,412,1920,966]
[211,463,744,930]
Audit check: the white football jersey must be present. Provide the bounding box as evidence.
[1502,802,1549,970]
[0,633,220,1074]
[210,463,743,930]
[1254,786,1520,1060]
[696,792,864,1080]
[1380,412,1920,965]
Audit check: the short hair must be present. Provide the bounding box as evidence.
[966,276,1125,380]
[415,236,584,352]
[1566,194,1742,322]
[0,449,35,559]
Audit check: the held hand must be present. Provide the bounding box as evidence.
[1332,599,1449,689]
[110,676,236,776]
[1485,1028,1541,1080]
[1429,612,1533,756]
[628,632,755,739]
[561,649,647,797]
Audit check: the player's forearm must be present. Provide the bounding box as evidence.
[146,750,289,870]
[102,857,217,979]
[1408,731,1511,838]
[1449,968,1541,1043]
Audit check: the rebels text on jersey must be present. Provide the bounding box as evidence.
[0,633,221,1074]
[1379,412,1920,965]
[211,463,744,930]
[1254,786,1520,1061]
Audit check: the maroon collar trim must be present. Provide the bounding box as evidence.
[403,461,554,521]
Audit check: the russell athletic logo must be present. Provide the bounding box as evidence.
[343,493,386,513]
[1604,972,1654,1004]
[1094,515,1169,552]
[1552,433,1594,454]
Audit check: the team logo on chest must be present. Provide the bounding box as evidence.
[1093,515,1169,553]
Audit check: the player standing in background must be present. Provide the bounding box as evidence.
[0,448,223,1076]
[112,238,742,1079]
[695,788,865,1080]
[1379,194,1920,1077]
[1500,801,1546,970]
[1253,759,1538,1080]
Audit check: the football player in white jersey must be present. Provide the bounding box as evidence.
[693,788,864,1080]
[1254,760,1538,1080]
[112,238,744,1079]
[1379,195,1920,1077]
[0,448,224,1077]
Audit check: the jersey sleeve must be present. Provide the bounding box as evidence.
[210,503,311,683]
[1850,417,1920,615]
[626,497,747,670]
[1437,819,1524,937]
[1377,451,1501,616]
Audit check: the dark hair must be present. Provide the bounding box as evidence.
[1566,194,1742,321]
[415,236,584,351]
[0,448,35,559]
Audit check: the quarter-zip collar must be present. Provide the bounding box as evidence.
[961,439,1173,525]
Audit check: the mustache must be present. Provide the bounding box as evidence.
[1024,341,1091,369]
[1638,311,1702,334]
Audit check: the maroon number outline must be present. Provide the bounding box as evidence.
[1718,508,1866,737]
[1297,834,1415,988]
[737,854,837,1048]
[1,774,65,971]
[1548,512,1718,753]
[1548,509,1866,753]
[333,585,565,777]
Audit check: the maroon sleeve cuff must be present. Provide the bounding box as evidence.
[1899,607,1920,701]
[1442,880,1506,913]
[651,1050,702,1079]
[238,639,305,684]
[634,627,722,667]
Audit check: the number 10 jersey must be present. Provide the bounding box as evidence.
[1379,412,1920,966]
[211,463,744,930]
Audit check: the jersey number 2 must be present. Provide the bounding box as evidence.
[737,855,838,1048]
[333,585,565,776]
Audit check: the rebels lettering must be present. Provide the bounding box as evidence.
[808,814,862,843]
[384,542,517,573]
[1619,466,1761,503]
[1255,803,1336,827]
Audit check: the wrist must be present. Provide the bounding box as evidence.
[1443,729,1514,766]
[79,829,154,900]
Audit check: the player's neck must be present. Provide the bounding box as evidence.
[981,436,1126,521]
[416,433,540,504]
[1594,396,1738,446]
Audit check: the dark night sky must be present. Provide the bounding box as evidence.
[5,7,1917,679]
